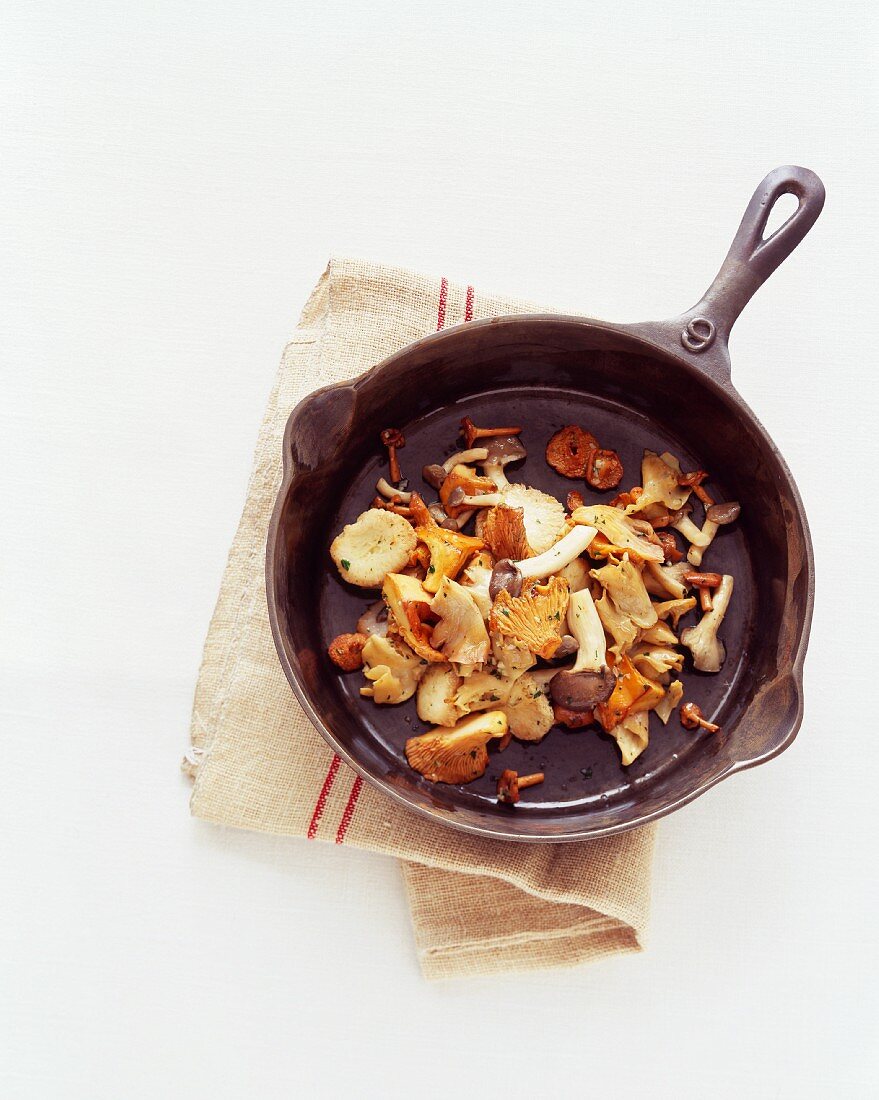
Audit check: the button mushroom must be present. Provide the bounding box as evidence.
[487,524,597,600]
[497,769,545,804]
[680,574,734,672]
[549,588,615,712]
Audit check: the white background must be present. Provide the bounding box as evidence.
[3,2,877,1097]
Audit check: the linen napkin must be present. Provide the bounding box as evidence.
[185,257,657,979]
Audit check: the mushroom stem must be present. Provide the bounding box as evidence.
[458,492,504,508]
[461,416,522,448]
[442,447,489,473]
[380,428,405,484]
[482,462,510,490]
[376,477,412,503]
[454,508,476,530]
[516,525,597,581]
[518,772,545,790]
[567,588,606,673]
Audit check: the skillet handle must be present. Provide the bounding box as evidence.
[639,166,825,379]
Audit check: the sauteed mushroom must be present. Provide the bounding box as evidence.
[460,416,523,449]
[680,701,720,733]
[380,427,405,484]
[497,769,545,804]
[488,524,597,600]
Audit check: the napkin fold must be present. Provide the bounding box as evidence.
[185,258,656,979]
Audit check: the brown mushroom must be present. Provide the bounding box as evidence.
[656,530,684,563]
[706,501,742,526]
[679,701,720,733]
[549,667,615,712]
[496,769,545,804]
[552,703,595,729]
[678,469,714,507]
[683,570,722,611]
[380,428,405,484]
[327,632,369,671]
[460,416,522,449]
[422,463,447,490]
[545,425,598,478]
[585,448,624,491]
[480,434,528,488]
[566,489,585,512]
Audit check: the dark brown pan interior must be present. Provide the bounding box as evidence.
[273,320,807,838]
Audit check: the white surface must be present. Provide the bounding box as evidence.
[2,2,877,1097]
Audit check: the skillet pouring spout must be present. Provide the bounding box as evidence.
[267,165,824,841]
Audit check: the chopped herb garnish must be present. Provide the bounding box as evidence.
[500,608,511,617]
[427,564,436,574]
[340,559,350,570]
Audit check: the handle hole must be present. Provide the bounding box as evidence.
[762,191,800,240]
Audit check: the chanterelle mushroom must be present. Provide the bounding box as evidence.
[626,451,692,515]
[330,508,418,588]
[489,575,570,660]
[549,588,615,711]
[404,711,509,783]
[480,504,532,562]
[495,483,567,554]
[414,524,483,594]
[497,769,545,804]
[381,573,445,662]
[680,574,734,672]
[596,654,665,732]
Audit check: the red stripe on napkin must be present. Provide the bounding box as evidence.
[307,754,341,839]
[335,776,363,844]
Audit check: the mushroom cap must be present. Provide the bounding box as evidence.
[489,575,570,660]
[483,434,527,466]
[549,667,615,712]
[330,508,418,588]
[489,559,523,600]
[480,504,532,563]
[705,501,741,525]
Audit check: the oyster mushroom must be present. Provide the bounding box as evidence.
[502,672,556,742]
[489,575,571,660]
[415,663,464,728]
[360,634,427,704]
[654,679,684,724]
[429,577,491,665]
[570,505,665,563]
[608,710,650,767]
[404,710,509,784]
[488,524,597,600]
[626,451,693,515]
[550,588,615,712]
[356,600,389,637]
[680,574,734,672]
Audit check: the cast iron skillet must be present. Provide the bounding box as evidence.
[267,165,824,842]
